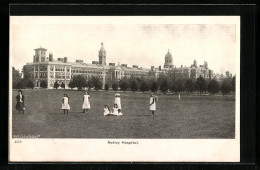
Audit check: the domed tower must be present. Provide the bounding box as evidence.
[164,49,173,69]
[98,42,106,65]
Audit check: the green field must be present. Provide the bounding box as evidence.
[12,89,235,138]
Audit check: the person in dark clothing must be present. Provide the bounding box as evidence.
[15,90,25,114]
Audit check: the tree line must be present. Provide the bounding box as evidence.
[12,66,235,95]
[68,74,235,95]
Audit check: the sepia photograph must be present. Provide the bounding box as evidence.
[9,16,240,162]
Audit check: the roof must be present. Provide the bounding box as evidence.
[34,47,47,51]
[70,62,103,69]
[165,50,172,59]
[26,61,71,66]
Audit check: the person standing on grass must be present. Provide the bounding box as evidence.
[150,93,157,116]
[15,90,25,114]
[62,94,70,114]
[114,93,122,115]
[82,91,90,113]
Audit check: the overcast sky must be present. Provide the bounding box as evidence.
[10,16,237,74]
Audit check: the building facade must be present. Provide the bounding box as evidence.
[25,42,214,89]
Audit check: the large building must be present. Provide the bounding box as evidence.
[25,42,214,89]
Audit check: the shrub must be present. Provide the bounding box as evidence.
[40,80,48,88]
[61,82,65,89]
[54,81,60,89]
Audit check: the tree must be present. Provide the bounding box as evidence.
[20,79,30,89]
[221,79,232,95]
[130,79,138,92]
[119,79,129,92]
[185,79,195,94]
[86,80,93,90]
[40,80,47,88]
[18,65,34,89]
[207,79,220,95]
[195,76,207,95]
[68,80,75,89]
[150,81,158,93]
[105,84,109,91]
[112,81,118,91]
[157,74,168,87]
[90,77,102,90]
[70,75,87,90]
[170,84,177,94]
[176,81,185,93]
[54,81,60,89]
[140,80,149,93]
[27,80,34,89]
[22,65,32,80]
[160,80,168,94]
[231,76,236,92]
[61,82,65,89]
[12,67,21,89]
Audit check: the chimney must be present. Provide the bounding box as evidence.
[64,57,68,63]
[76,60,84,63]
[151,66,154,71]
[49,53,53,61]
[92,61,99,64]
[181,65,183,68]
[57,58,64,62]
[159,66,161,71]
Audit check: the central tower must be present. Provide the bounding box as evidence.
[164,49,173,69]
[98,42,106,65]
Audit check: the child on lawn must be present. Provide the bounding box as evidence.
[112,103,119,116]
[150,93,157,116]
[103,104,112,116]
[82,91,90,113]
[62,94,70,114]
[114,93,123,115]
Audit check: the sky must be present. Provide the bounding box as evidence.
[10,16,238,75]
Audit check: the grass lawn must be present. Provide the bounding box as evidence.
[12,89,235,138]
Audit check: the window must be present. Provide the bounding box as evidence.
[40,66,47,71]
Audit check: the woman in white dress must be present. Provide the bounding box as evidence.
[112,103,119,116]
[150,93,157,116]
[114,93,122,115]
[62,94,70,114]
[103,104,111,116]
[82,91,90,113]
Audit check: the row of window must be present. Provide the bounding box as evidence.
[72,70,103,74]
[35,73,47,78]
[71,74,103,79]
[124,73,148,76]
[54,76,71,79]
